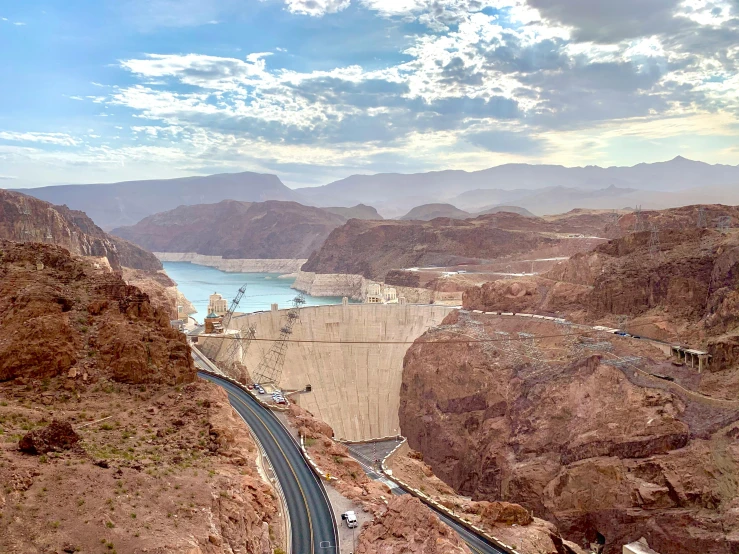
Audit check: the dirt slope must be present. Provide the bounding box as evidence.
[113,199,348,259]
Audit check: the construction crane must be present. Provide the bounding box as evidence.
[252,293,306,386]
[221,284,247,331]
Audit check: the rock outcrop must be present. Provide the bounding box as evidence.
[155,252,306,273]
[399,311,739,553]
[0,240,193,384]
[18,420,80,455]
[0,189,161,271]
[356,495,472,554]
[113,200,348,260]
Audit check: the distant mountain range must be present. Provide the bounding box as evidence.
[14,172,299,230]
[297,157,739,217]
[9,157,739,228]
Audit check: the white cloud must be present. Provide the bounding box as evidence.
[283,0,351,16]
[676,0,734,26]
[0,131,80,146]
[13,21,26,26]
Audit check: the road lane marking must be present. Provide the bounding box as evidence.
[229,392,316,554]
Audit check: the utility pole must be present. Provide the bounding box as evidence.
[18,198,32,242]
[717,216,731,233]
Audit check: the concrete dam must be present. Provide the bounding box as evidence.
[199,303,452,441]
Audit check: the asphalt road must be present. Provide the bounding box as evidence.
[346,447,506,554]
[200,372,339,554]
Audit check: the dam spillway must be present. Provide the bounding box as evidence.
[200,303,453,441]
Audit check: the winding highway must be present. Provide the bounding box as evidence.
[199,371,339,554]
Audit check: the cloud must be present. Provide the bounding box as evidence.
[5,0,739,188]
[0,132,80,146]
[13,21,26,26]
[284,0,351,16]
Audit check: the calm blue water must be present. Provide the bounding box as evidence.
[162,262,345,323]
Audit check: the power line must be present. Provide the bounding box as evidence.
[198,319,674,346]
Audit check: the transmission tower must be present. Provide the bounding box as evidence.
[717,216,731,233]
[221,284,247,331]
[632,206,645,233]
[18,198,32,242]
[224,324,257,367]
[697,207,708,228]
[648,224,661,257]
[252,294,306,386]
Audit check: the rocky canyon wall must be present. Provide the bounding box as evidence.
[399,310,739,554]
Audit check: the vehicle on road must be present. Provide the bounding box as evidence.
[342,510,358,528]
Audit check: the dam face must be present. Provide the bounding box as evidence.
[201,303,452,441]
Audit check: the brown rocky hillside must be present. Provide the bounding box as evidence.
[302,211,617,281]
[0,240,281,553]
[0,240,192,384]
[0,189,162,272]
[113,199,349,259]
[399,311,739,554]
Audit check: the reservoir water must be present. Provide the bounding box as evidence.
[162,261,345,322]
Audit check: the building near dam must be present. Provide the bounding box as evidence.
[207,292,228,316]
[198,302,452,441]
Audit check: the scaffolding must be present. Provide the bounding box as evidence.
[221,285,247,331]
[252,293,306,386]
[224,324,257,368]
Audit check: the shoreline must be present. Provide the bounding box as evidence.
[154,252,306,274]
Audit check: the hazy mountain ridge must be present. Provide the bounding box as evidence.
[14,171,300,230]
[296,157,739,217]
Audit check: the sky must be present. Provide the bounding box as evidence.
[1,0,738,189]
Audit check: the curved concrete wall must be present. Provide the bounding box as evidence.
[201,303,452,441]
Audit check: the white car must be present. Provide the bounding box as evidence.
[342,510,358,528]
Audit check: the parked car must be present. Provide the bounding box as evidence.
[341,510,358,528]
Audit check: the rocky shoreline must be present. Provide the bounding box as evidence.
[154,252,307,273]
[291,270,446,304]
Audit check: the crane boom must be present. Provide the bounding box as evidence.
[222,285,247,330]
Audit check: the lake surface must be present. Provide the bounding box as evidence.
[162,261,346,322]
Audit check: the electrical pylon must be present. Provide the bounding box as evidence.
[252,294,306,386]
